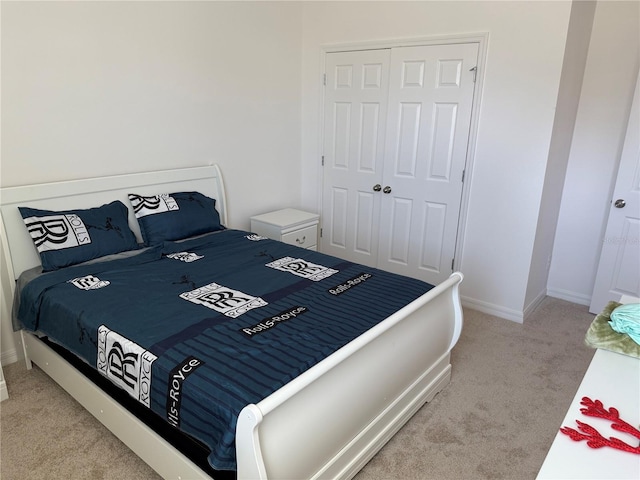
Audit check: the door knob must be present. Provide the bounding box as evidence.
[383,186,392,194]
[614,199,626,208]
[373,184,382,192]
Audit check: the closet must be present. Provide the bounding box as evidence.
[320,42,479,285]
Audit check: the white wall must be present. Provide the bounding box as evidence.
[525,1,596,314]
[1,1,303,226]
[548,1,640,305]
[0,1,303,363]
[300,1,572,321]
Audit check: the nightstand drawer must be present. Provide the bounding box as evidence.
[281,224,317,249]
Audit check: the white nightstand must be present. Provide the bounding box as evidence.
[250,208,320,250]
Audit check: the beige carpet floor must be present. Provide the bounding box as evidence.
[0,297,596,479]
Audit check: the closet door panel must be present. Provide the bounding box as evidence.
[328,187,348,249]
[388,196,413,265]
[355,191,376,254]
[321,49,391,267]
[419,201,447,273]
[379,43,478,284]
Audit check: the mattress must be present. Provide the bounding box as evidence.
[16,229,434,471]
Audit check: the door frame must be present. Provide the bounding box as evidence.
[318,32,488,274]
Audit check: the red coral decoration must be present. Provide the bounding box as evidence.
[560,397,640,454]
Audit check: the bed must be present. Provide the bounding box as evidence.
[0,165,464,480]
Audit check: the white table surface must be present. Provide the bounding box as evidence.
[537,348,640,479]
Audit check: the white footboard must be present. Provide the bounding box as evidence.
[236,272,463,480]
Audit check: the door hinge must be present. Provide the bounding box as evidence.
[461,169,466,183]
[320,228,323,238]
[451,258,455,271]
[321,155,325,166]
[470,66,477,83]
[323,73,327,86]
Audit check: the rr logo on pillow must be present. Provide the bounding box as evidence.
[129,193,179,218]
[22,214,91,252]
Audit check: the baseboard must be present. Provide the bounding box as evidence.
[0,379,8,401]
[461,296,523,323]
[523,290,547,321]
[1,347,19,367]
[462,289,591,323]
[546,287,591,306]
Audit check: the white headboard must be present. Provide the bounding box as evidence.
[0,165,227,285]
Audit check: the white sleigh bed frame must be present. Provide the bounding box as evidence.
[0,165,463,480]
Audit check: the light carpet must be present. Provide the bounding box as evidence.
[0,297,596,479]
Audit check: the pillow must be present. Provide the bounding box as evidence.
[128,191,223,245]
[584,301,640,359]
[19,200,139,272]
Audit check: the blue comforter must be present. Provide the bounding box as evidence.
[18,229,433,470]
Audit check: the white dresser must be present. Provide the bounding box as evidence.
[537,296,640,479]
[250,208,320,251]
[537,349,640,479]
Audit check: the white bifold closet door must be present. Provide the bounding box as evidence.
[321,43,478,285]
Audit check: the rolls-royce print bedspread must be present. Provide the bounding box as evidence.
[17,229,434,471]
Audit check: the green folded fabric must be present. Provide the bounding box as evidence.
[584,301,640,359]
[609,303,640,344]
